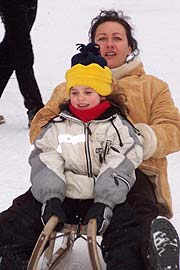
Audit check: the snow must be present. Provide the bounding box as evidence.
[0,0,180,268]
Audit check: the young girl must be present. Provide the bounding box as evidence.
[31,43,143,269]
[0,43,143,269]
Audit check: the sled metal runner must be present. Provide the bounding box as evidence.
[27,216,102,270]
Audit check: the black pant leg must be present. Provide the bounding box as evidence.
[101,201,143,270]
[0,189,43,269]
[0,38,14,97]
[127,169,159,269]
[27,0,38,31]
[16,66,44,110]
[2,1,34,69]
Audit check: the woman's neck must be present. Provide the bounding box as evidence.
[111,56,141,79]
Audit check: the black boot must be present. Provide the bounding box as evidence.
[149,217,179,270]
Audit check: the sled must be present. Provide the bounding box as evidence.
[27,216,102,270]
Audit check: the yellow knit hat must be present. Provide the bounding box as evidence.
[65,63,112,96]
[65,43,112,96]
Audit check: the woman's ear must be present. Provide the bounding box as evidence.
[127,46,132,56]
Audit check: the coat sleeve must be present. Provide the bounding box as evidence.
[113,75,180,159]
[149,82,180,159]
[29,124,66,204]
[94,116,143,209]
[29,83,68,144]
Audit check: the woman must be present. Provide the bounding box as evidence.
[29,10,180,269]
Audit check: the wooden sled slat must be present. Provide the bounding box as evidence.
[27,216,102,270]
[27,216,59,270]
[46,231,74,270]
[41,231,56,269]
[87,219,102,270]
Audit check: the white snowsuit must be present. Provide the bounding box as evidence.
[30,105,143,210]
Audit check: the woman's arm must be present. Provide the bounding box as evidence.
[149,84,180,158]
[29,82,68,143]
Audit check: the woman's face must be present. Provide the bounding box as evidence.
[94,21,132,69]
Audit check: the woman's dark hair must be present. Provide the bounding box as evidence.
[88,10,139,58]
[106,93,129,117]
[59,99,70,111]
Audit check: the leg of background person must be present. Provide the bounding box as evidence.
[127,169,159,269]
[27,0,38,32]
[16,66,44,111]
[0,17,14,124]
[16,0,43,113]
[1,1,44,119]
[0,189,43,270]
[0,37,14,97]
[101,201,143,270]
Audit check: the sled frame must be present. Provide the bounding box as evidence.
[27,216,102,270]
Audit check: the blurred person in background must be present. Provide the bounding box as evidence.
[0,0,44,127]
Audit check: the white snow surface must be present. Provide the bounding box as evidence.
[0,0,180,269]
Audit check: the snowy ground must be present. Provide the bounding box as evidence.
[0,0,180,269]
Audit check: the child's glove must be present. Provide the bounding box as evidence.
[83,203,113,234]
[41,198,66,231]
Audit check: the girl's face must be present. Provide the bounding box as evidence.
[94,21,132,69]
[70,86,103,109]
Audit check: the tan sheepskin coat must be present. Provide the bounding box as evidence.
[30,57,180,218]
